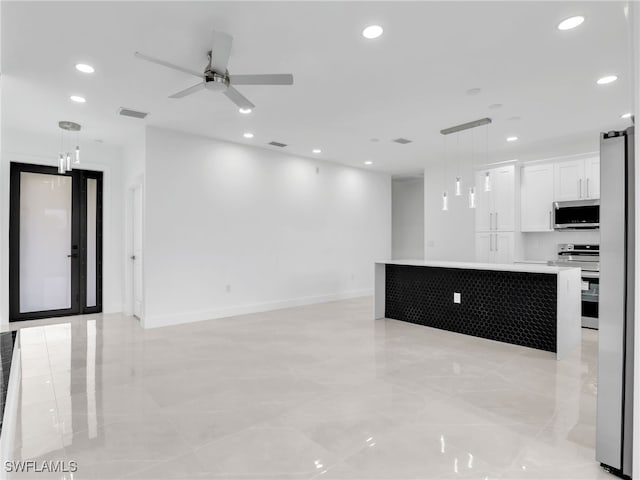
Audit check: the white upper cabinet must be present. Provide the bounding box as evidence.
[554,159,584,201]
[584,157,600,199]
[492,166,515,231]
[553,157,600,200]
[521,163,554,232]
[475,165,515,232]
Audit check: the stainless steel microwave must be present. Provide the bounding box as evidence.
[553,199,600,229]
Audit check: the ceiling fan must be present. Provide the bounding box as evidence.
[134,29,293,111]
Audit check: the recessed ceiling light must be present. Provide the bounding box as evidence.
[557,16,585,31]
[621,112,632,119]
[75,63,95,74]
[243,132,254,139]
[70,95,86,103]
[506,136,519,142]
[597,75,618,85]
[239,108,252,114]
[488,103,503,110]
[466,88,482,96]
[362,25,383,39]
[312,149,322,154]
[364,160,373,165]
[508,116,522,121]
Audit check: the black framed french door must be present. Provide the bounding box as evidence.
[9,162,103,321]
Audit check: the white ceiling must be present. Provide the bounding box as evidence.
[1,1,634,174]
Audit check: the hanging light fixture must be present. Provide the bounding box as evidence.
[57,121,81,173]
[440,118,492,210]
[484,172,492,192]
[468,129,476,208]
[483,124,491,191]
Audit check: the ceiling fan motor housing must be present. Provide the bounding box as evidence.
[204,71,229,91]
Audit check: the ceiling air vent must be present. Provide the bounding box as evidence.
[268,141,287,148]
[118,107,148,119]
[393,137,412,144]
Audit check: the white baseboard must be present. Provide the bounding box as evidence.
[143,289,373,329]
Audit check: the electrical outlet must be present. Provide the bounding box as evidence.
[453,292,461,304]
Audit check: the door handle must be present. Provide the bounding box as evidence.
[495,212,498,230]
[549,211,553,230]
[586,178,590,198]
[494,234,498,252]
[489,213,492,231]
[579,178,582,198]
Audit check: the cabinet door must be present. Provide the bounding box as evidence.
[521,164,554,231]
[554,159,584,201]
[584,157,600,199]
[494,232,514,264]
[475,232,492,263]
[475,170,492,231]
[492,165,515,231]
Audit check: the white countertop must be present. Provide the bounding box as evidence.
[376,259,580,274]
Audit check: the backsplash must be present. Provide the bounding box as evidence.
[522,230,601,261]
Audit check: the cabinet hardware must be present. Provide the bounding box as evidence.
[579,178,582,198]
[549,211,553,230]
[586,178,590,198]
[495,212,498,230]
[489,213,493,231]
[495,234,498,252]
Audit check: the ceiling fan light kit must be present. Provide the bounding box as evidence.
[134,29,294,111]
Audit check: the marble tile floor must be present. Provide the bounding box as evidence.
[4,297,605,479]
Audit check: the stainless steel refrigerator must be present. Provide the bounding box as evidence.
[597,126,635,478]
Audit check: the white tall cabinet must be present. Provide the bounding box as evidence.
[521,163,554,232]
[475,164,518,263]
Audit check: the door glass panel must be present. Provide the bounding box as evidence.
[86,178,97,307]
[19,172,72,312]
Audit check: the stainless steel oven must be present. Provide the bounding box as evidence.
[553,199,600,229]
[551,243,599,329]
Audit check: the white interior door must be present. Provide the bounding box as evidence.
[132,185,143,319]
[19,172,73,313]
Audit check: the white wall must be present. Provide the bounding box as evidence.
[0,128,125,324]
[392,177,424,260]
[424,162,476,261]
[143,127,391,327]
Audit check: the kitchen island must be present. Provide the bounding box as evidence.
[375,260,582,359]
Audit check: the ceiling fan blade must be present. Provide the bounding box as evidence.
[229,74,294,85]
[223,86,255,109]
[169,82,206,98]
[210,30,233,74]
[134,52,203,78]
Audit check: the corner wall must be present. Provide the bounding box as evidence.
[143,127,391,327]
[392,178,424,260]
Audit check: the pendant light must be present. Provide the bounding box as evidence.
[442,191,448,211]
[57,121,82,173]
[483,124,491,192]
[454,134,462,196]
[468,128,476,209]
